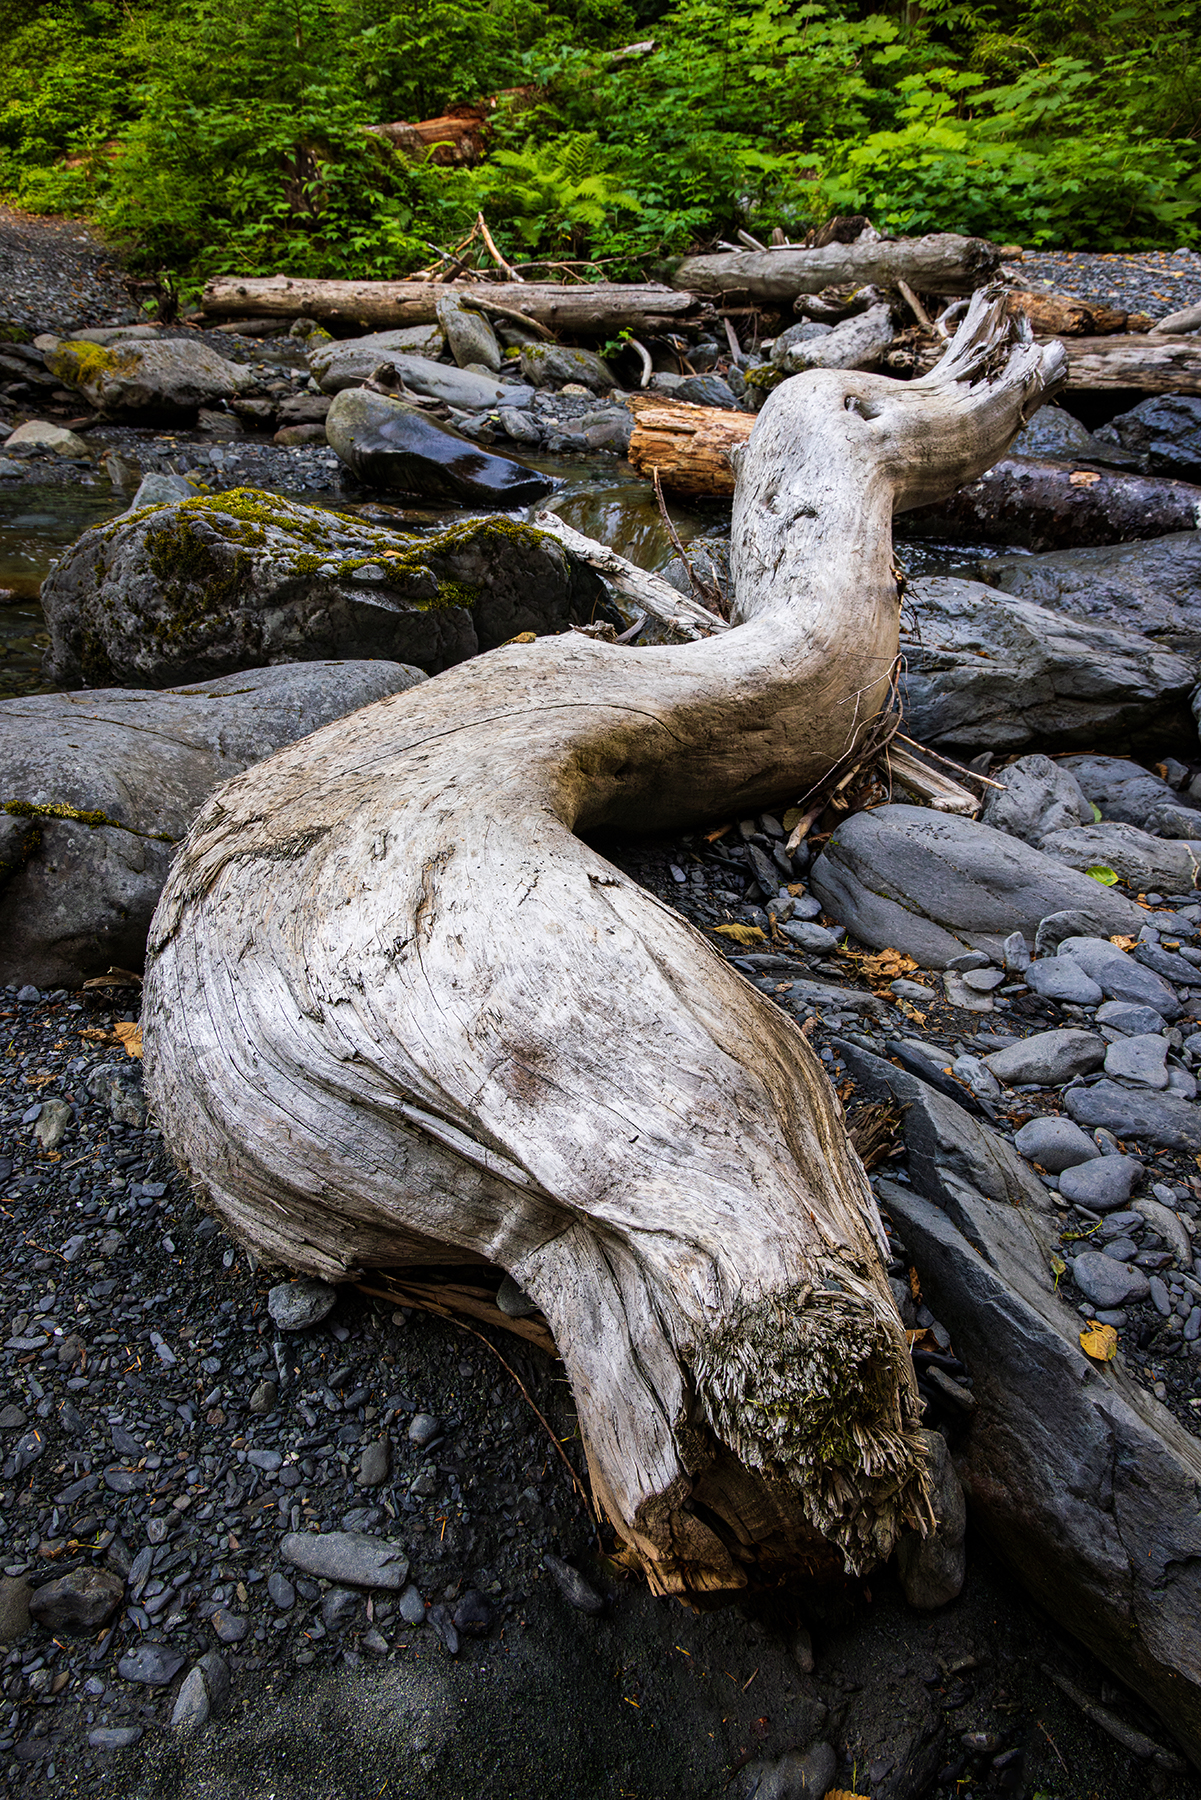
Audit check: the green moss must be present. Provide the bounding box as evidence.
[47,339,119,390]
[431,579,479,611]
[145,513,253,646]
[3,798,174,843]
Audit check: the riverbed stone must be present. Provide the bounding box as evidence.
[1071,1250,1150,1307]
[1009,403,1139,468]
[117,1642,186,1685]
[280,1530,410,1590]
[3,419,91,459]
[0,1576,32,1642]
[308,326,446,391]
[47,337,255,419]
[1094,394,1201,482]
[980,754,1092,844]
[325,387,550,504]
[733,1741,837,1800]
[28,1566,124,1633]
[1024,957,1104,1005]
[1096,1000,1171,1036]
[519,343,616,393]
[1065,1080,1201,1150]
[894,1428,967,1609]
[985,1029,1106,1088]
[1057,1154,1143,1210]
[0,658,429,988]
[900,577,1196,755]
[41,489,602,690]
[969,532,1201,657]
[170,1666,210,1731]
[1061,754,1195,826]
[809,805,1143,968]
[1012,1115,1101,1173]
[435,294,502,372]
[268,1279,337,1332]
[1105,1033,1170,1088]
[1039,822,1201,895]
[1056,936,1179,1019]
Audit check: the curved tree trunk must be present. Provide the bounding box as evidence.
[143,292,1064,1600]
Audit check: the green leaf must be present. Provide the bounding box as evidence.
[1086,865,1120,885]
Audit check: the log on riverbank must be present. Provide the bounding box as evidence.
[1062,334,1201,393]
[199,275,707,338]
[625,394,754,495]
[143,291,1063,1600]
[902,456,1201,551]
[672,233,1001,304]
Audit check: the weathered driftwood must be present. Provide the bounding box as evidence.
[672,232,1001,303]
[143,290,1063,1600]
[1062,334,1201,393]
[626,394,754,496]
[532,509,729,641]
[199,275,706,338]
[1007,290,1149,336]
[902,455,1201,551]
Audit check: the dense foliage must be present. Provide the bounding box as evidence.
[1,0,1199,296]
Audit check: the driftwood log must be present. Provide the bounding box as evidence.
[142,291,1063,1600]
[672,232,1001,303]
[902,455,1201,551]
[1007,291,1150,337]
[1062,334,1201,393]
[199,275,706,339]
[626,394,754,496]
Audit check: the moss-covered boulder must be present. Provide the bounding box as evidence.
[519,343,617,393]
[46,337,255,419]
[40,488,612,688]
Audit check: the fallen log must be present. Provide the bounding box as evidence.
[672,232,1001,303]
[199,275,706,339]
[901,455,1201,551]
[1062,334,1201,393]
[626,394,754,496]
[1007,290,1150,336]
[143,290,1063,1600]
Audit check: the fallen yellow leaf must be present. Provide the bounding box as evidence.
[782,806,803,831]
[827,1791,872,1800]
[1110,935,1137,950]
[114,1021,143,1060]
[847,946,917,982]
[712,923,768,946]
[1069,469,1101,486]
[1080,1322,1118,1362]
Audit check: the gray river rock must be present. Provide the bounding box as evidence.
[0,659,425,986]
[809,805,1144,967]
[40,490,596,687]
[46,336,255,420]
[898,577,1194,754]
[1039,821,1201,892]
[1095,394,1201,482]
[964,532,1201,658]
[308,326,446,390]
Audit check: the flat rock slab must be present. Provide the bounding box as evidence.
[309,326,446,390]
[809,805,1143,969]
[0,660,425,988]
[1066,1080,1201,1151]
[967,532,1201,659]
[280,1531,410,1591]
[879,1175,1201,1768]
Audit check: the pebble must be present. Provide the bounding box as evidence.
[170,1665,210,1730]
[1104,1034,1170,1089]
[321,1586,359,1630]
[542,1552,604,1614]
[88,1725,144,1751]
[249,1379,277,1413]
[985,1029,1106,1087]
[1013,1115,1102,1174]
[267,1573,295,1610]
[267,1278,338,1331]
[426,1602,460,1654]
[781,921,843,952]
[1150,1276,1173,1317]
[28,1566,124,1633]
[356,1437,390,1487]
[398,1583,427,1626]
[117,1642,186,1685]
[1025,959,1104,1005]
[452,1589,493,1637]
[408,1412,440,1447]
[1057,1155,1143,1210]
[280,1530,410,1590]
[1072,1251,1151,1308]
[211,1607,250,1644]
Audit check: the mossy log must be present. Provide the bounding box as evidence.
[142,291,1064,1599]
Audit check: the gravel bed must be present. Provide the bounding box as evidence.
[1013,247,1201,321]
[0,209,141,338]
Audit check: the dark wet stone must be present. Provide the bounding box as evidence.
[542,1553,604,1615]
[117,1641,186,1685]
[29,1566,125,1633]
[211,1607,249,1644]
[280,1530,410,1591]
[452,1589,492,1637]
[326,386,553,504]
[427,1602,460,1654]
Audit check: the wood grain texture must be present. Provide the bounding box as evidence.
[143,289,1064,1597]
[626,395,753,496]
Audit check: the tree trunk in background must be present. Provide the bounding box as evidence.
[199,276,706,339]
[672,232,1001,303]
[142,291,1064,1601]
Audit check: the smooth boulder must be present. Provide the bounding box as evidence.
[40,489,596,688]
[1008,403,1139,469]
[808,805,1144,968]
[1038,821,1201,893]
[966,533,1201,658]
[308,326,446,391]
[46,337,254,419]
[980,753,1093,844]
[519,343,616,393]
[0,661,426,987]
[1059,754,1199,826]
[325,387,551,504]
[318,348,531,413]
[898,579,1194,754]
[435,295,502,372]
